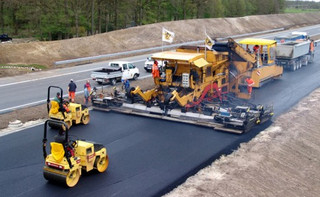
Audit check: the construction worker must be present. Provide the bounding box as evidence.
[53,92,61,103]
[54,129,74,168]
[85,80,91,93]
[50,92,61,114]
[253,45,259,54]
[122,79,130,93]
[84,80,92,104]
[84,86,90,106]
[245,77,255,95]
[152,60,160,84]
[50,92,69,115]
[68,79,77,102]
[310,40,315,53]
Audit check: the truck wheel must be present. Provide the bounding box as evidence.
[111,79,117,85]
[133,74,138,80]
[291,62,296,71]
[298,60,302,69]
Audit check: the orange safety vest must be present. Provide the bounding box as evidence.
[152,63,160,78]
[246,78,254,86]
[246,78,254,94]
[310,41,314,52]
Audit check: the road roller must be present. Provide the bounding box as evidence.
[47,86,90,130]
[42,119,109,187]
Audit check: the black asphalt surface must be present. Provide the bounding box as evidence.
[0,50,319,196]
[0,111,271,197]
[0,27,320,196]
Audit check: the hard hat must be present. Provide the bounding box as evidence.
[70,79,73,82]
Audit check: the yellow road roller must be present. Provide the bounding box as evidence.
[47,86,90,129]
[42,119,109,187]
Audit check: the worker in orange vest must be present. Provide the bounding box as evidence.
[152,60,160,84]
[310,40,315,53]
[253,45,259,54]
[245,77,254,95]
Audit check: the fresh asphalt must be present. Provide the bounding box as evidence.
[0,27,320,196]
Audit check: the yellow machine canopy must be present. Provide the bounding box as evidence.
[152,51,210,68]
[239,38,276,46]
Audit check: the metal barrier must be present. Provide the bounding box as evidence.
[54,28,285,66]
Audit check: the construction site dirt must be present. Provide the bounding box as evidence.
[164,88,320,197]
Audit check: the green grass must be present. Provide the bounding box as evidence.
[0,64,47,69]
[284,8,320,13]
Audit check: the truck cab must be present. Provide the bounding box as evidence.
[274,31,309,44]
[109,61,140,80]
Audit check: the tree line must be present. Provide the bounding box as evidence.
[0,0,287,40]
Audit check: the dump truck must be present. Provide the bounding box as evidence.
[92,38,276,134]
[274,31,309,44]
[274,32,315,71]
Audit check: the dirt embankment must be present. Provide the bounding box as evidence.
[1,13,320,67]
[165,89,320,197]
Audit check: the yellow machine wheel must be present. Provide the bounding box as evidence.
[66,170,80,188]
[81,114,90,125]
[95,156,109,173]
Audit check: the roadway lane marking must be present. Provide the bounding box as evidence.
[0,59,146,88]
[0,99,46,113]
[0,75,152,113]
[0,120,45,137]
[0,67,103,88]
[75,78,92,83]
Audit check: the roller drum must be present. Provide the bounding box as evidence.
[43,166,80,187]
[43,167,68,185]
[48,121,64,130]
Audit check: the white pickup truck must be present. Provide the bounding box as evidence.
[91,61,140,85]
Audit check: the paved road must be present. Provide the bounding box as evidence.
[0,25,320,197]
[0,111,271,197]
[0,54,151,113]
[0,24,320,113]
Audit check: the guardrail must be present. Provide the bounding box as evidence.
[54,28,285,66]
